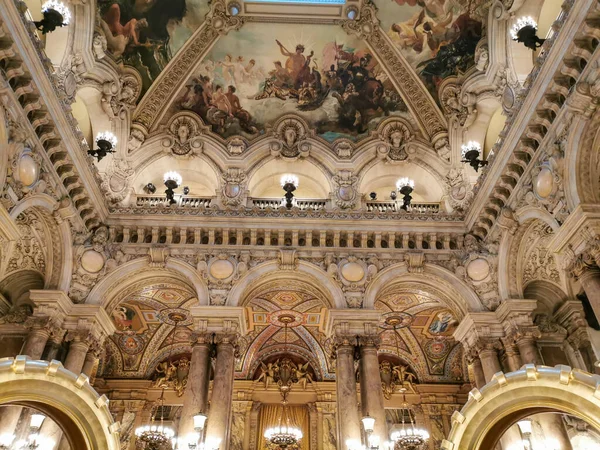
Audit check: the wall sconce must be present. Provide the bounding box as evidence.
[34,1,71,34]
[280,174,299,209]
[164,171,182,205]
[88,132,117,162]
[396,178,415,211]
[461,141,488,172]
[183,186,190,195]
[144,183,156,194]
[510,16,545,50]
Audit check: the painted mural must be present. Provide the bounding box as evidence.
[172,23,411,141]
[376,288,464,382]
[97,0,211,95]
[374,0,483,103]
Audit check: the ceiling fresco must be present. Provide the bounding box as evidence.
[376,286,465,383]
[97,0,211,95]
[374,0,483,105]
[238,283,333,381]
[168,22,412,142]
[101,280,196,377]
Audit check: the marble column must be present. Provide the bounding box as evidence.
[64,332,92,374]
[470,357,486,389]
[502,341,523,373]
[515,336,541,367]
[82,351,99,378]
[478,341,502,382]
[334,338,361,448]
[205,334,237,450]
[358,336,387,445]
[0,405,23,436]
[573,264,600,322]
[179,335,212,445]
[22,322,52,359]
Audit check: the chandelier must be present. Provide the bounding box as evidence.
[390,397,429,450]
[135,314,186,449]
[264,315,303,448]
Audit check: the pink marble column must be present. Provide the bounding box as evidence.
[22,326,51,359]
[470,357,486,389]
[478,341,502,382]
[64,334,91,374]
[82,352,99,378]
[358,336,387,444]
[179,335,212,444]
[335,338,362,448]
[205,334,237,449]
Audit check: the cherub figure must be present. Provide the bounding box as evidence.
[293,362,314,390]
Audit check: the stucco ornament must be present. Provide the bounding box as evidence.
[377,120,414,162]
[332,170,358,209]
[220,168,247,207]
[453,234,500,310]
[333,255,379,307]
[69,226,112,303]
[127,128,145,153]
[333,140,353,159]
[100,159,135,205]
[270,116,310,159]
[199,253,253,305]
[56,53,85,103]
[227,137,247,155]
[518,138,569,223]
[101,72,141,119]
[163,114,204,156]
[445,167,473,211]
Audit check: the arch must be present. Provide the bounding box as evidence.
[364,263,484,314]
[228,261,346,309]
[570,111,600,206]
[71,94,93,147]
[131,153,220,197]
[358,161,445,203]
[0,270,44,307]
[0,356,119,450]
[483,106,506,159]
[442,365,600,450]
[523,280,568,315]
[85,257,209,307]
[499,215,567,300]
[246,158,331,199]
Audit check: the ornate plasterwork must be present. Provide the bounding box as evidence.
[270,116,311,160]
[445,167,474,212]
[518,222,561,288]
[376,119,414,162]
[161,113,205,157]
[220,168,248,207]
[100,70,142,120]
[331,170,358,209]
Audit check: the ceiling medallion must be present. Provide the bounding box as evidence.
[380,312,414,330]
[157,308,193,326]
[269,310,305,328]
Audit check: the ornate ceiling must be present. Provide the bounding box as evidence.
[376,283,465,383]
[238,280,332,380]
[101,278,197,378]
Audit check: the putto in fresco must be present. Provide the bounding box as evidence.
[173,23,411,141]
[376,0,483,103]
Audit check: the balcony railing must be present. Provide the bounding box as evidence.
[365,201,440,214]
[135,194,213,208]
[133,194,441,214]
[250,198,328,211]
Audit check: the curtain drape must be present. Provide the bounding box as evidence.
[257,404,309,450]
